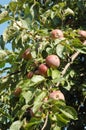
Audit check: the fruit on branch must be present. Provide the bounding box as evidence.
[27,71,34,79]
[13,87,22,96]
[49,90,65,100]
[78,30,86,41]
[22,48,32,60]
[51,29,64,39]
[38,64,48,76]
[78,30,86,38]
[83,40,86,45]
[46,55,60,68]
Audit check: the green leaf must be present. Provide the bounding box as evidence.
[25,117,41,129]
[56,114,70,125]
[31,75,45,84]
[76,46,86,54]
[51,69,61,80]
[9,2,17,12]
[19,18,29,29]
[0,50,7,59]
[56,44,65,59]
[50,113,68,127]
[22,91,34,104]
[19,80,31,90]
[53,100,66,107]
[64,8,74,16]
[32,91,47,113]
[0,11,12,24]
[3,26,18,42]
[53,125,61,130]
[59,106,77,120]
[10,120,23,130]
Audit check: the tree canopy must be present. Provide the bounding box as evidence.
[0,0,86,130]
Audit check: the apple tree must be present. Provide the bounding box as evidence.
[0,0,86,130]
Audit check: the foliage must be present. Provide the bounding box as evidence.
[0,0,86,130]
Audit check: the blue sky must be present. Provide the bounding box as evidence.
[0,0,11,74]
[0,0,11,35]
[0,0,11,6]
[0,0,11,50]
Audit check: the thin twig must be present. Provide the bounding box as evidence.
[78,96,86,111]
[60,40,86,78]
[56,51,80,87]
[62,51,79,76]
[41,112,49,130]
[1,70,21,79]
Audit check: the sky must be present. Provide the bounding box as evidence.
[0,0,11,35]
[0,0,11,49]
[0,0,11,6]
[0,0,11,74]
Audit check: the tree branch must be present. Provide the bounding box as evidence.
[62,51,79,76]
[41,112,49,130]
[1,70,21,79]
[56,41,86,87]
[56,51,80,87]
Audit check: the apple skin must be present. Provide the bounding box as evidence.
[38,64,48,76]
[13,87,22,96]
[46,55,60,68]
[78,30,86,38]
[27,71,34,79]
[22,48,32,60]
[49,90,65,100]
[83,40,86,45]
[51,29,64,39]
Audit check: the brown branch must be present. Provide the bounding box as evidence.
[56,51,80,87]
[41,112,49,130]
[62,51,79,76]
[58,40,86,84]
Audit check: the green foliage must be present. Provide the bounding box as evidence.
[0,0,86,130]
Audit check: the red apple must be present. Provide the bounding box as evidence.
[78,30,86,38]
[49,90,65,100]
[38,64,48,76]
[46,55,60,68]
[51,29,64,39]
[13,87,22,96]
[22,48,32,60]
[27,71,34,79]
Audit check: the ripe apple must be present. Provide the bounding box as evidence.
[46,55,60,68]
[22,48,32,60]
[49,90,65,100]
[83,40,86,45]
[27,71,34,79]
[38,64,48,76]
[13,87,22,96]
[51,29,64,39]
[78,30,86,38]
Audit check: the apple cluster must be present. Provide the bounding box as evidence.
[13,29,86,99]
